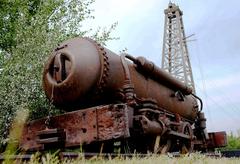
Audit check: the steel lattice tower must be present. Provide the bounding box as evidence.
[161,3,195,93]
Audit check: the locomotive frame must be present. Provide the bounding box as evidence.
[20,38,226,154]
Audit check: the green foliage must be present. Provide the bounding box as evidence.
[227,135,240,150]
[221,133,240,150]
[0,0,117,148]
[0,0,45,52]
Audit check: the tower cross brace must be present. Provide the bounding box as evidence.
[161,3,195,93]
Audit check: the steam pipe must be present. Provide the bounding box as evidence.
[191,93,203,112]
[125,54,193,95]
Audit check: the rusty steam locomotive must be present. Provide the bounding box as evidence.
[20,37,226,153]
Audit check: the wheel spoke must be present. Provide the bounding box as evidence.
[160,140,171,154]
[154,135,161,153]
[180,123,194,153]
[181,144,189,154]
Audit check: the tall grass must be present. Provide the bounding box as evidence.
[3,105,29,164]
[7,153,239,164]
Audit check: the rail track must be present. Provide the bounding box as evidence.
[1,150,240,162]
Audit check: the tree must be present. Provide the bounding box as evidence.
[0,0,117,148]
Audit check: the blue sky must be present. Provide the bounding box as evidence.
[85,0,240,134]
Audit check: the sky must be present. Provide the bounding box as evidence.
[85,0,240,135]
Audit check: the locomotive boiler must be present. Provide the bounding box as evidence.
[20,37,227,153]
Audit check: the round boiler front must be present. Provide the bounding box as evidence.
[43,38,102,109]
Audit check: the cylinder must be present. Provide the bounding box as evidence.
[43,37,199,120]
[125,55,193,95]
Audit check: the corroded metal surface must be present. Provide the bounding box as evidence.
[207,131,227,149]
[20,104,130,151]
[24,37,226,153]
[43,37,198,121]
[125,55,193,95]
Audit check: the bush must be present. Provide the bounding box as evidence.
[0,0,117,148]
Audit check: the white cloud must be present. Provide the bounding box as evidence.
[207,116,240,135]
[82,0,240,134]
[86,0,168,54]
[203,72,240,92]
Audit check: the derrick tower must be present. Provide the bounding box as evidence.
[161,2,195,93]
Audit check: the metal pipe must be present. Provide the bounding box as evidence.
[125,54,193,95]
[191,93,203,111]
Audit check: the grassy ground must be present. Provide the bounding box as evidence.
[3,153,240,164]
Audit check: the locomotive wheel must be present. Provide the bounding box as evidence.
[154,135,172,154]
[160,139,172,154]
[179,122,194,153]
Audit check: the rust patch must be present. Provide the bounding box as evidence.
[207,131,227,148]
[20,104,130,151]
